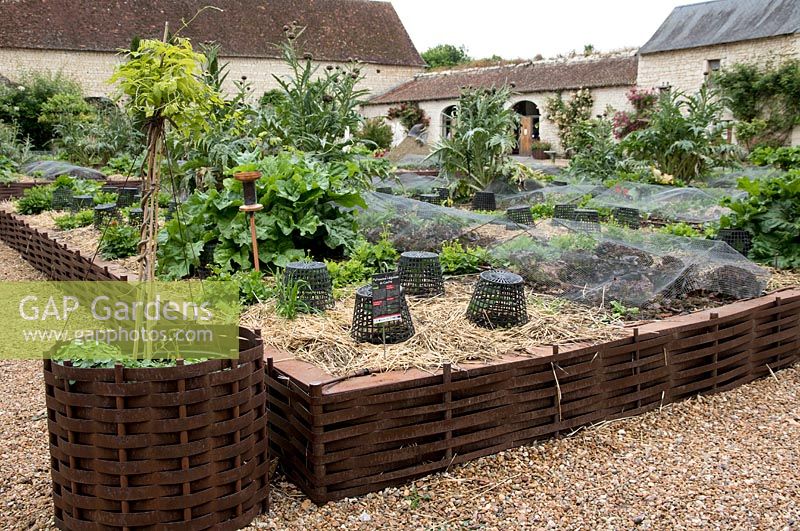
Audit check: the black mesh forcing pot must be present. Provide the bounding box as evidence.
[573,209,601,233]
[716,229,753,256]
[128,207,144,228]
[351,285,415,344]
[52,187,73,210]
[507,206,534,225]
[472,191,496,211]
[553,204,576,221]
[93,203,118,229]
[71,194,94,212]
[116,187,140,208]
[398,251,444,297]
[283,261,335,312]
[466,270,528,328]
[612,207,642,229]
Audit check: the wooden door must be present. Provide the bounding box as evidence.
[519,116,533,156]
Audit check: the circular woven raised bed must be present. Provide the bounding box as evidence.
[44,327,269,530]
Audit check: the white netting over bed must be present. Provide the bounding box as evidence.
[489,221,769,307]
[357,194,769,308]
[358,192,511,250]
[586,182,747,223]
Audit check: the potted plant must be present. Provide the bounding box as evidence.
[531,140,552,160]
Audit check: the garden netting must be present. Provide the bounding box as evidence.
[371,173,449,196]
[21,161,106,181]
[358,192,512,250]
[586,181,747,224]
[496,183,603,210]
[357,193,770,308]
[705,166,785,189]
[489,221,769,308]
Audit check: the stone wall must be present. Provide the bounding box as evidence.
[638,34,800,146]
[363,85,633,154]
[0,48,420,99]
[637,34,800,93]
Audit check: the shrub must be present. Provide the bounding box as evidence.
[715,60,800,148]
[0,156,19,184]
[530,140,551,151]
[0,122,32,163]
[612,88,657,139]
[0,71,85,148]
[567,117,620,180]
[387,102,430,133]
[16,185,53,214]
[54,107,144,167]
[357,117,393,150]
[99,222,140,259]
[544,89,594,152]
[54,209,94,230]
[721,172,800,268]
[269,24,369,160]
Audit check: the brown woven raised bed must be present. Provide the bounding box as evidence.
[0,210,133,280]
[44,327,269,530]
[0,180,144,201]
[267,289,800,504]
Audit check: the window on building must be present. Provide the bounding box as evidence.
[441,105,457,139]
[706,59,721,73]
[705,59,721,86]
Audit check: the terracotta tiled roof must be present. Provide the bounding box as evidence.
[368,55,638,104]
[640,0,800,55]
[0,0,424,67]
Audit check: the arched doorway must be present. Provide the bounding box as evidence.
[512,100,540,156]
[441,105,457,140]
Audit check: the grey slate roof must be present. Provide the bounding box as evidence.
[639,0,800,54]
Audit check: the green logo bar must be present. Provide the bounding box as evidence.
[0,281,240,362]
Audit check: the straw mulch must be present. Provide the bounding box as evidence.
[241,279,628,377]
[767,268,800,291]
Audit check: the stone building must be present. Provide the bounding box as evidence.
[0,0,424,99]
[363,55,639,153]
[638,0,800,144]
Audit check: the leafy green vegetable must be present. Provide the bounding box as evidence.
[54,340,206,369]
[54,209,94,230]
[17,185,53,214]
[748,146,800,171]
[439,241,490,274]
[157,150,387,278]
[721,172,800,268]
[99,222,140,259]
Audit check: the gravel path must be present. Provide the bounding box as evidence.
[0,240,797,530]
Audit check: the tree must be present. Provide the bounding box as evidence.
[421,44,471,69]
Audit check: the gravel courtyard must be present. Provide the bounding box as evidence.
[0,240,797,531]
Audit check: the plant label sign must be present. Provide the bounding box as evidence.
[371,272,402,324]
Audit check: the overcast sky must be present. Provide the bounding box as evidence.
[389,0,707,59]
